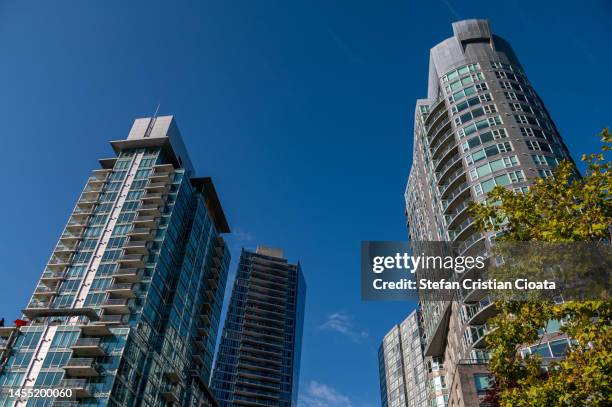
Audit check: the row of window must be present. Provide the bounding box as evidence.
[457,116,503,139]
[450,94,492,115]
[444,72,485,94]
[441,63,480,83]
[474,170,526,196]
[448,83,489,104]
[461,128,507,153]
[469,155,520,181]
[453,104,497,126]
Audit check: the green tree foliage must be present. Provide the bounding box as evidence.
[469,129,612,406]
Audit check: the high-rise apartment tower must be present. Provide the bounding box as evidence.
[211,246,306,407]
[405,20,574,407]
[378,310,428,407]
[0,116,231,406]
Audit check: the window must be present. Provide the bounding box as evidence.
[474,170,524,196]
[549,339,570,357]
[469,156,519,180]
[451,95,482,115]
[491,61,513,70]
[42,351,71,367]
[475,83,488,92]
[526,140,552,152]
[483,104,497,114]
[538,169,554,178]
[442,63,480,82]
[504,91,518,100]
[457,116,503,138]
[474,375,493,394]
[465,142,513,165]
[479,93,492,102]
[514,186,529,194]
[515,114,539,126]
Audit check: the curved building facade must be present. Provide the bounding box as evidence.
[405,20,574,407]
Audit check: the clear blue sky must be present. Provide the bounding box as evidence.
[0,1,610,406]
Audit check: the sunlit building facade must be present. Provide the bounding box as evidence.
[211,247,305,407]
[0,116,231,406]
[378,311,428,407]
[404,20,574,407]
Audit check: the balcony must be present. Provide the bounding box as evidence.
[107,283,136,298]
[137,204,161,216]
[464,324,491,349]
[59,231,83,244]
[87,175,106,185]
[100,298,130,314]
[149,173,171,184]
[466,296,497,326]
[79,323,112,336]
[63,358,99,377]
[145,182,168,193]
[22,305,99,320]
[116,254,146,268]
[81,187,102,199]
[192,352,204,366]
[60,379,92,398]
[164,370,180,384]
[141,192,167,205]
[133,215,157,228]
[153,163,174,174]
[127,228,154,241]
[448,217,474,242]
[71,338,105,357]
[458,233,486,256]
[71,210,92,222]
[197,326,209,338]
[33,285,59,298]
[66,220,87,232]
[0,326,17,338]
[55,242,78,255]
[160,384,179,404]
[91,168,111,178]
[207,278,218,290]
[439,168,466,199]
[98,315,124,325]
[431,130,456,160]
[123,240,148,255]
[444,199,470,229]
[442,182,471,213]
[112,268,140,283]
[47,258,70,271]
[76,197,98,207]
[41,270,67,283]
[239,350,282,366]
[427,118,451,147]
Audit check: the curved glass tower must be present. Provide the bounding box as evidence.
[405,20,573,407]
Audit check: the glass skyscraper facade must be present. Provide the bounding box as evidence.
[0,116,231,406]
[378,311,428,407]
[404,20,574,407]
[211,247,305,407]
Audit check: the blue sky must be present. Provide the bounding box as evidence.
[0,1,610,406]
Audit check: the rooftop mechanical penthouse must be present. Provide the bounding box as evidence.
[0,116,230,406]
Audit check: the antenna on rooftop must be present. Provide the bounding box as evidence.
[144,103,161,138]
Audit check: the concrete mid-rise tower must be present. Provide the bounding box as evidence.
[404,20,574,407]
[378,311,428,407]
[0,116,231,406]
[211,246,306,407]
